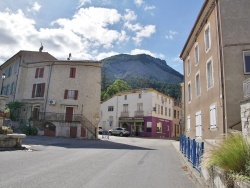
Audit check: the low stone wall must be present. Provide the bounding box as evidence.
[0,134,26,148]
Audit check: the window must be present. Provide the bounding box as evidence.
[187,115,190,131]
[196,73,200,96]
[174,110,176,118]
[6,85,9,95]
[177,111,180,119]
[64,89,78,100]
[195,111,202,138]
[10,82,15,95]
[161,106,163,115]
[243,51,250,74]
[139,93,141,98]
[70,67,76,78]
[108,106,114,111]
[210,104,217,129]
[157,122,162,133]
[194,44,199,65]
[35,67,44,78]
[187,58,191,76]
[123,104,128,112]
[32,83,45,98]
[158,105,160,115]
[188,82,192,102]
[205,25,211,51]
[169,108,171,117]
[124,95,127,100]
[207,59,214,89]
[137,103,143,111]
[165,107,167,116]
[8,67,12,77]
[146,122,152,132]
[14,61,18,74]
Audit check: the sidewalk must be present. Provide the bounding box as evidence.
[171,141,207,188]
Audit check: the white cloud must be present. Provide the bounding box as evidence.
[124,22,156,45]
[130,49,164,59]
[52,7,129,50]
[134,0,144,7]
[165,30,178,40]
[97,51,119,60]
[77,0,91,9]
[133,25,156,45]
[27,2,41,13]
[144,5,155,11]
[123,9,137,22]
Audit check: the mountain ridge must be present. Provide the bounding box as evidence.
[101,54,183,84]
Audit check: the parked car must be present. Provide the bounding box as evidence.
[108,127,130,137]
[98,127,103,135]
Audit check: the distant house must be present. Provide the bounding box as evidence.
[100,88,179,138]
[0,51,102,139]
[180,0,250,139]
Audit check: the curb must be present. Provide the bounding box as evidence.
[171,141,208,188]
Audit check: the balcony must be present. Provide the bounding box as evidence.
[33,112,82,122]
[120,111,129,117]
[134,111,144,117]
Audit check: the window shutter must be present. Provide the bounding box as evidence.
[39,68,44,78]
[64,90,68,99]
[41,83,45,97]
[32,84,36,98]
[73,68,76,78]
[70,67,76,78]
[74,90,78,100]
[35,68,39,78]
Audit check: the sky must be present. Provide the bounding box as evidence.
[0,0,204,74]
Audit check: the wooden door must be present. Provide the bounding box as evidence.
[33,107,40,120]
[70,126,77,138]
[65,107,73,122]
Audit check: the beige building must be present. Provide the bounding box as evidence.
[100,88,176,138]
[173,100,182,138]
[180,0,250,139]
[0,51,102,139]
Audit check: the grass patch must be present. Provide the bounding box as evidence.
[203,132,250,181]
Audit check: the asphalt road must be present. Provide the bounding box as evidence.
[0,135,197,188]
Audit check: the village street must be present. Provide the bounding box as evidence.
[0,136,197,188]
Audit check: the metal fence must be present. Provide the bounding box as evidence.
[179,135,204,173]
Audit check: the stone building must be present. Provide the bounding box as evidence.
[180,0,250,139]
[0,51,102,139]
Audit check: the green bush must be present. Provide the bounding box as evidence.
[21,125,37,135]
[203,132,250,180]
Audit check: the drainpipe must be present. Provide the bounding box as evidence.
[44,62,54,115]
[13,54,22,102]
[215,0,226,134]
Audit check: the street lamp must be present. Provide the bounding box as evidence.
[1,73,6,95]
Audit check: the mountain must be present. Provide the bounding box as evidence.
[101,54,183,84]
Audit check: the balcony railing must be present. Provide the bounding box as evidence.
[120,111,129,117]
[32,112,96,137]
[134,111,144,117]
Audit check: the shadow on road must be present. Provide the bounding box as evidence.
[22,136,155,151]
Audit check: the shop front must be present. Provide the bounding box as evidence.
[142,116,172,138]
[119,116,172,138]
[119,117,144,137]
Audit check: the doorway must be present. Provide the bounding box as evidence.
[65,107,73,122]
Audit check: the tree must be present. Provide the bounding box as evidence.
[6,101,25,121]
[102,79,132,101]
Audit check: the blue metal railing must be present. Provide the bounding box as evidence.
[179,135,204,173]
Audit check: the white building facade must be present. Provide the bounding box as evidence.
[100,89,174,138]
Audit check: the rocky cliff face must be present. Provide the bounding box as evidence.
[101,54,183,84]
